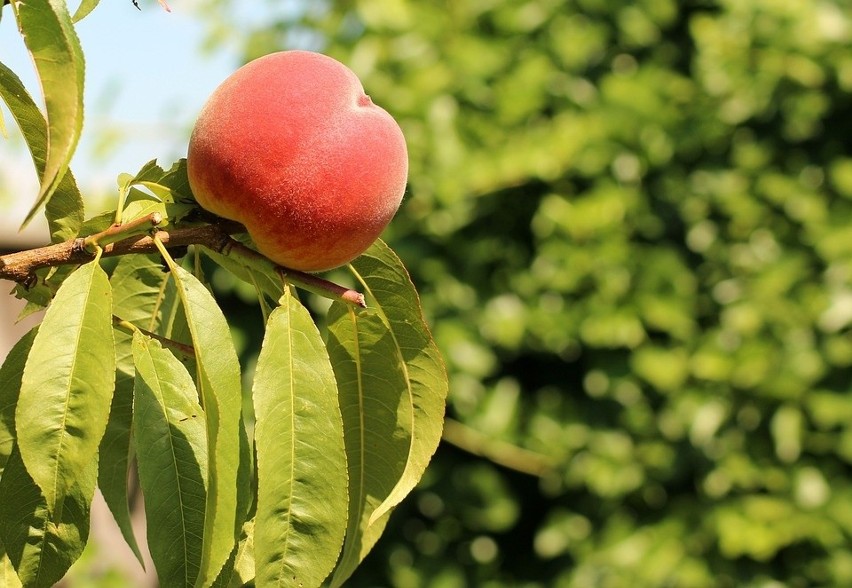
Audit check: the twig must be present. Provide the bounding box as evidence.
[83,211,163,250]
[112,316,195,360]
[220,238,366,308]
[441,418,558,477]
[0,222,240,282]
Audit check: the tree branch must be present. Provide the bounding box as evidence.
[1,219,366,308]
[441,418,557,477]
[0,221,238,282]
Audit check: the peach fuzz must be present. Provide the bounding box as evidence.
[187,50,408,272]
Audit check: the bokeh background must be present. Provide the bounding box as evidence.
[4,0,852,586]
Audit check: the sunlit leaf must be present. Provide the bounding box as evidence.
[112,254,171,330]
[0,60,83,242]
[160,261,243,586]
[0,445,92,587]
[121,159,196,224]
[348,240,447,525]
[133,332,208,586]
[231,519,255,587]
[97,330,144,564]
[15,0,85,228]
[253,288,348,588]
[326,304,410,586]
[71,0,100,22]
[122,187,168,225]
[0,328,37,479]
[15,259,115,516]
[0,544,22,588]
[99,254,173,564]
[210,518,255,588]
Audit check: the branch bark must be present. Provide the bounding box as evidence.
[0,222,237,282]
[1,220,366,308]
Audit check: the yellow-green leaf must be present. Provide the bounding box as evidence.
[159,261,243,587]
[0,60,83,242]
[252,288,348,588]
[326,305,410,586]
[133,332,208,586]
[0,328,37,480]
[99,253,175,565]
[0,544,22,588]
[15,0,85,229]
[15,258,114,518]
[348,240,448,525]
[71,0,100,22]
[0,445,92,587]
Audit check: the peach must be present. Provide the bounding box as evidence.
[186,50,408,272]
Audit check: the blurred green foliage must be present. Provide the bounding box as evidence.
[205,0,852,585]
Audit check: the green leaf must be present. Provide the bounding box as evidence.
[111,253,171,332]
[44,177,84,242]
[15,0,85,229]
[0,445,92,587]
[99,254,172,565]
[132,332,208,587]
[120,159,196,225]
[71,0,100,22]
[0,60,83,242]
[231,519,255,587]
[15,259,115,517]
[0,328,37,479]
[348,240,447,525]
[0,544,23,588]
[122,187,168,226]
[326,304,411,586]
[252,287,348,588]
[210,519,255,588]
[160,261,243,587]
[98,330,144,564]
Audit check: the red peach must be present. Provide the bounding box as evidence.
[187,50,408,272]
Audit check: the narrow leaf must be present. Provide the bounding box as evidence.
[231,519,255,587]
[15,259,115,517]
[112,253,171,329]
[160,260,243,587]
[15,0,85,228]
[0,445,92,587]
[121,158,195,224]
[348,240,447,524]
[44,177,84,243]
[98,330,144,563]
[326,305,411,586]
[0,545,23,588]
[133,332,208,587]
[71,0,100,22]
[209,518,255,588]
[0,328,37,479]
[98,254,171,564]
[0,60,83,241]
[253,288,348,588]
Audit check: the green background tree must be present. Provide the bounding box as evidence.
[200,0,852,585]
